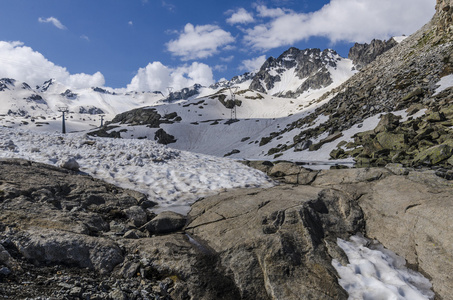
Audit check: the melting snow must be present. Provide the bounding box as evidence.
[0,127,274,214]
[333,235,434,300]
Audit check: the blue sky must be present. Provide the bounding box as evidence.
[0,0,435,91]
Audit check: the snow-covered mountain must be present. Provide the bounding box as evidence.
[2,38,423,165]
[249,48,354,99]
[0,78,165,132]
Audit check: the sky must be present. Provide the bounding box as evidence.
[0,0,436,92]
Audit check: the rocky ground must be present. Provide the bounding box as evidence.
[1,158,452,299]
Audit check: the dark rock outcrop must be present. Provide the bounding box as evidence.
[164,84,202,103]
[348,38,398,70]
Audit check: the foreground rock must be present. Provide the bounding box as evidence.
[1,158,452,299]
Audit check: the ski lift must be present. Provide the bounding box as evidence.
[228,86,239,121]
[57,107,69,133]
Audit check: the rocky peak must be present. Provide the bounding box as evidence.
[164,84,202,103]
[38,79,54,92]
[211,71,256,89]
[0,78,16,91]
[249,47,341,98]
[435,0,453,35]
[348,38,398,70]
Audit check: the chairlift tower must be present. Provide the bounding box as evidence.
[228,86,239,121]
[57,107,69,134]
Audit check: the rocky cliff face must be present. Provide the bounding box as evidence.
[436,0,453,34]
[249,48,342,98]
[348,38,398,70]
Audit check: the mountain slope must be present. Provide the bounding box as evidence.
[0,78,164,132]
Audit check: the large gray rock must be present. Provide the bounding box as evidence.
[358,172,453,298]
[14,228,124,274]
[186,185,364,299]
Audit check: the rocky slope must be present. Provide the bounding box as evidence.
[1,159,452,299]
[257,0,453,168]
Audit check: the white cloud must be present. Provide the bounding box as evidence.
[128,21,133,26]
[166,23,235,60]
[38,17,67,30]
[127,61,215,92]
[226,8,255,25]
[239,55,267,72]
[255,5,289,18]
[80,35,90,41]
[214,64,228,72]
[244,0,435,50]
[0,41,105,89]
[220,55,235,62]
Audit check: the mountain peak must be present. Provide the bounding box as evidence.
[249,47,349,98]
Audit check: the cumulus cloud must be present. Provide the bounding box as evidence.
[166,23,235,60]
[127,61,215,92]
[38,17,67,30]
[239,55,267,72]
[244,0,435,50]
[226,8,255,25]
[0,41,105,89]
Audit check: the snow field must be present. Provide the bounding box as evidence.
[434,74,453,95]
[333,235,434,300]
[0,127,274,214]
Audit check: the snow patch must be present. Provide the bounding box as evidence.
[434,74,453,95]
[0,127,274,214]
[393,36,408,43]
[333,235,434,300]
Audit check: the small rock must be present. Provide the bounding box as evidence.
[59,158,80,171]
[141,211,186,234]
[0,266,11,276]
[124,206,148,228]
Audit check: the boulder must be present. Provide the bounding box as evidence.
[14,228,124,274]
[412,144,453,165]
[141,211,186,234]
[186,185,364,299]
[376,132,407,150]
[124,206,148,228]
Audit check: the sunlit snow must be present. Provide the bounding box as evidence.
[434,74,453,95]
[0,127,274,214]
[333,235,434,300]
